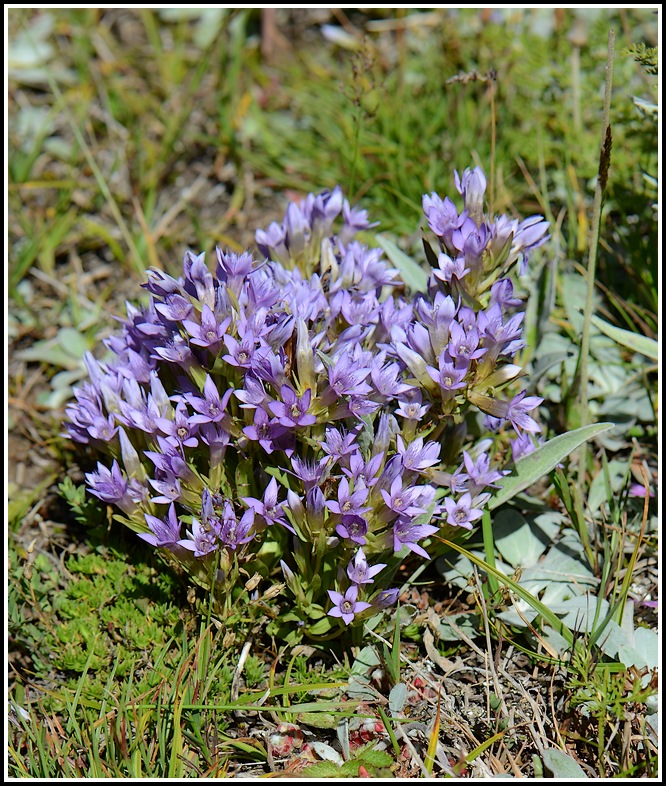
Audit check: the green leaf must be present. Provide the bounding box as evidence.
[357,748,394,767]
[542,748,588,778]
[488,423,615,510]
[298,761,340,778]
[492,509,560,568]
[590,315,658,360]
[375,234,428,293]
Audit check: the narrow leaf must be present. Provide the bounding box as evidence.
[376,234,428,293]
[488,423,615,510]
[591,315,658,360]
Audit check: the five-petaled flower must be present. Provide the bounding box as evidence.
[328,585,372,625]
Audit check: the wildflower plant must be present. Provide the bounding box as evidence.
[65,167,549,641]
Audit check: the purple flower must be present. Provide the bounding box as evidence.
[290,454,331,490]
[140,503,182,547]
[326,477,371,517]
[342,451,383,488]
[324,353,372,401]
[393,517,439,559]
[182,250,215,305]
[142,268,182,297]
[505,390,543,434]
[86,414,118,442]
[513,215,550,274]
[154,294,194,322]
[242,477,287,527]
[186,375,233,424]
[182,304,230,351]
[433,252,470,283]
[156,401,199,448]
[256,221,289,265]
[85,460,128,506]
[219,501,255,550]
[442,492,484,530]
[427,353,468,393]
[372,588,400,608]
[396,436,440,473]
[628,481,655,498]
[447,320,486,362]
[489,279,523,310]
[370,356,413,398]
[222,331,259,368]
[243,407,286,453]
[381,475,427,518]
[459,451,506,496]
[346,549,386,585]
[340,199,379,244]
[327,585,371,625]
[200,421,232,449]
[320,426,361,465]
[395,391,430,421]
[335,514,368,545]
[422,192,462,241]
[454,166,487,221]
[152,334,199,374]
[235,374,268,409]
[268,385,317,428]
[510,432,540,462]
[215,248,254,293]
[178,517,219,557]
[148,471,182,504]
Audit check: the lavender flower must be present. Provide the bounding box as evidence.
[346,550,386,585]
[392,518,439,559]
[335,515,369,545]
[85,460,129,507]
[327,585,371,625]
[178,517,219,557]
[396,436,440,473]
[268,385,317,428]
[242,477,287,528]
[186,376,233,424]
[505,391,543,434]
[219,501,255,550]
[442,492,484,530]
[326,477,371,517]
[140,503,182,547]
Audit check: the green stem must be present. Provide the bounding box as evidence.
[481,508,500,599]
[577,29,615,491]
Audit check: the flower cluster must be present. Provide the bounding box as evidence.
[65,168,548,638]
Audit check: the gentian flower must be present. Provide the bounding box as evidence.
[186,375,233,424]
[140,503,182,547]
[442,492,484,530]
[327,585,371,625]
[505,391,543,434]
[346,550,386,585]
[268,385,317,428]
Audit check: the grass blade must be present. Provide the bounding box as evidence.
[437,538,576,649]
